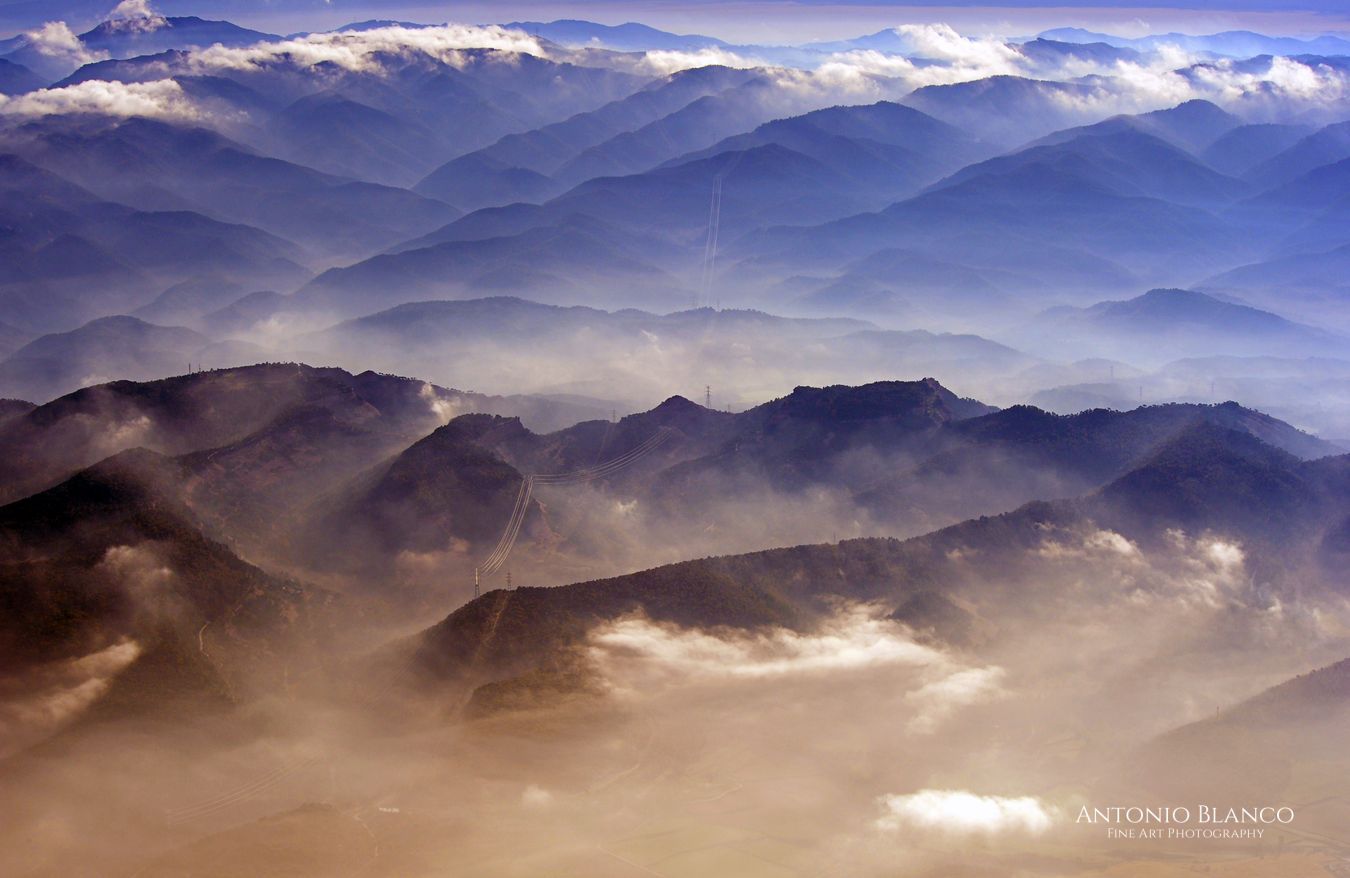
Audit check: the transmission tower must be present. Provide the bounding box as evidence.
[705,385,711,408]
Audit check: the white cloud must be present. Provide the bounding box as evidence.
[112,0,158,17]
[636,47,763,76]
[905,665,1005,733]
[419,382,466,426]
[20,21,108,67]
[0,639,142,756]
[874,789,1056,836]
[796,29,1350,118]
[588,604,1006,732]
[188,22,548,75]
[1036,527,1141,561]
[109,0,168,32]
[589,604,946,681]
[0,79,203,121]
[1037,526,1254,611]
[892,23,1024,74]
[1043,50,1350,118]
[6,19,1347,140]
[97,544,191,626]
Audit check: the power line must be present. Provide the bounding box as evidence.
[696,152,743,310]
[473,427,677,588]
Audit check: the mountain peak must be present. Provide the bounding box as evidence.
[1087,288,1299,329]
[763,379,993,426]
[653,395,700,412]
[1097,420,1316,538]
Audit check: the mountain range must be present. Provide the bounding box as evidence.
[3,12,1350,875]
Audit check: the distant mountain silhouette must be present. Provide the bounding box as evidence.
[1015,37,1140,67]
[1019,288,1347,362]
[0,57,43,94]
[0,363,610,508]
[1038,26,1350,57]
[7,117,461,263]
[0,153,306,333]
[78,16,277,58]
[1244,120,1350,187]
[295,215,682,317]
[416,66,762,209]
[502,19,729,51]
[1200,122,1314,176]
[1031,100,1242,155]
[903,75,1100,147]
[0,315,217,403]
[734,146,1237,297]
[1134,651,1350,801]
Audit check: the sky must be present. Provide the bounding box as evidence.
[2,1,1350,41]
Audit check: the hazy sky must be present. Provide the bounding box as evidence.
[238,4,1350,43]
[4,1,1349,41]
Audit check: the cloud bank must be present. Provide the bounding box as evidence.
[0,79,202,120]
[588,604,1007,732]
[188,22,548,75]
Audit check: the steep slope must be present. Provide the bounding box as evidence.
[1230,158,1350,259]
[0,448,325,725]
[1200,242,1350,328]
[0,57,44,94]
[372,104,998,310]
[934,128,1250,208]
[1200,122,1314,176]
[293,215,682,317]
[394,425,1350,711]
[1244,120,1350,187]
[282,379,991,588]
[0,153,307,333]
[662,100,991,200]
[298,415,534,575]
[859,400,1339,529]
[735,148,1240,298]
[0,320,33,360]
[58,46,650,167]
[1030,100,1242,155]
[415,65,760,209]
[4,117,462,262]
[1094,420,1326,541]
[549,77,807,188]
[288,371,1342,590]
[262,90,447,187]
[1134,652,1350,802]
[902,75,1101,147]
[0,363,603,507]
